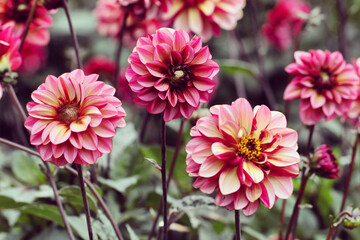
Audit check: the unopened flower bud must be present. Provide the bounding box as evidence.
[311,145,340,179]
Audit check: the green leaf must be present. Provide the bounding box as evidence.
[217,59,258,77]
[126,224,140,240]
[98,176,138,193]
[20,204,64,227]
[93,211,118,240]
[11,152,46,185]
[0,195,28,210]
[59,186,98,213]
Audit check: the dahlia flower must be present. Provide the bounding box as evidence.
[0,25,22,72]
[262,0,310,51]
[342,58,360,128]
[311,145,340,179]
[24,69,126,166]
[186,98,300,216]
[163,0,246,42]
[0,0,53,46]
[19,42,47,75]
[126,28,219,122]
[284,50,359,125]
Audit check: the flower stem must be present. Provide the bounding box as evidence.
[247,0,277,110]
[336,0,348,60]
[62,0,83,69]
[148,118,185,240]
[0,138,124,240]
[44,162,75,240]
[6,85,27,122]
[285,125,315,240]
[160,117,168,240]
[235,210,242,240]
[326,226,336,240]
[113,11,129,89]
[76,164,94,240]
[332,133,359,239]
[278,199,286,240]
[19,0,39,51]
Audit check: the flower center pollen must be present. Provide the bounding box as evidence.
[237,136,262,161]
[58,104,79,125]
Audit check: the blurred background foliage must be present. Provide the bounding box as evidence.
[1,0,360,239]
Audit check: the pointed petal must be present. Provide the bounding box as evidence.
[219,167,241,195]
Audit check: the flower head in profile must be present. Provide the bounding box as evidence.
[126,28,219,122]
[0,25,22,72]
[25,69,126,166]
[163,0,246,41]
[186,98,300,216]
[262,0,310,51]
[284,50,359,125]
[311,145,340,179]
[0,0,53,46]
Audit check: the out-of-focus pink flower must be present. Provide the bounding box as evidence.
[94,0,159,41]
[126,28,219,122]
[19,42,47,74]
[186,98,300,216]
[163,0,246,42]
[83,56,136,104]
[24,69,126,166]
[342,58,360,127]
[0,25,22,72]
[0,0,53,46]
[262,0,310,51]
[41,0,63,10]
[123,19,162,48]
[284,50,359,125]
[0,83,3,100]
[311,145,340,179]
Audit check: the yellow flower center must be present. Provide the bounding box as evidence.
[237,136,262,161]
[319,71,330,83]
[0,54,11,73]
[58,104,79,125]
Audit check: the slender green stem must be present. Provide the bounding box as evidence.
[148,118,185,240]
[0,138,124,240]
[44,162,75,240]
[113,11,129,89]
[285,125,315,240]
[62,0,82,69]
[76,164,93,240]
[332,134,359,239]
[235,210,242,240]
[160,117,168,240]
[19,0,39,51]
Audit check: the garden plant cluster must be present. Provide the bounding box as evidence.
[0,0,360,239]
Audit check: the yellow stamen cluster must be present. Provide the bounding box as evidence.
[237,136,261,161]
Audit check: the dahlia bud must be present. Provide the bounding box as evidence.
[311,145,340,179]
[342,207,360,230]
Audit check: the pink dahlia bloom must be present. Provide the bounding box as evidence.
[163,0,246,42]
[24,69,126,166]
[19,42,47,75]
[126,28,219,122]
[342,58,360,127]
[311,145,340,179]
[0,0,53,46]
[0,25,22,72]
[284,50,359,125]
[262,0,310,51]
[186,98,300,216]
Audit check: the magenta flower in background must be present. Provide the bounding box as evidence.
[342,58,360,128]
[83,55,136,104]
[284,50,359,125]
[163,0,246,42]
[0,0,53,46]
[311,145,340,179]
[0,25,22,72]
[186,98,300,216]
[19,42,47,75]
[24,69,126,166]
[126,28,219,122]
[262,0,310,51]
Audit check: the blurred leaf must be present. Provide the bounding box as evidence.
[92,211,117,240]
[59,186,98,213]
[20,204,64,227]
[0,195,27,210]
[1,210,20,227]
[170,195,217,212]
[242,226,268,240]
[144,158,161,171]
[31,227,70,240]
[11,152,46,185]
[126,224,140,240]
[98,175,139,193]
[217,59,258,77]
